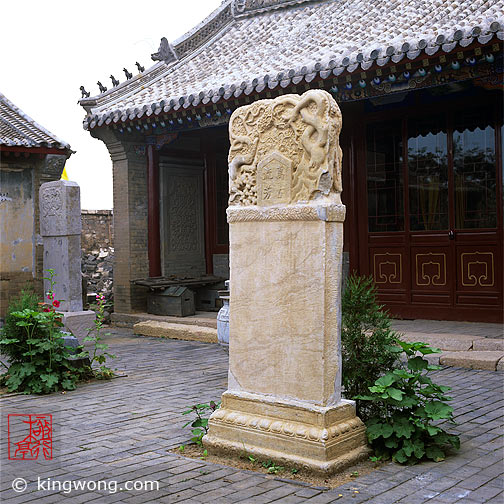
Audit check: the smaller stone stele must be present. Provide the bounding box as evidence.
[204,90,369,475]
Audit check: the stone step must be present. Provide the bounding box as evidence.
[400,332,482,351]
[440,351,504,371]
[133,320,218,343]
[401,332,504,352]
[473,339,504,351]
[112,311,217,329]
[399,333,504,370]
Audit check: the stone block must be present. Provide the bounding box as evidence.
[61,310,96,340]
[43,235,83,311]
[61,332,79,354]
[39,181,81,237]
[110,311,218,329]
[133,320,217,343]
[440,351,504,371]
[213,254,229,278]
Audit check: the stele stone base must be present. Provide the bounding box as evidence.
[204,392,369,475]
[204,90,369,474]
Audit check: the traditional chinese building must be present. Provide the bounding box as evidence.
[79,0,503,322]
[0,92,72,317]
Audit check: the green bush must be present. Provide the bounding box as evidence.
[1,288,40,364]
[357,341,460,464]
[0,272,116,394]
[0,308,83,394]
[341,274,400,421]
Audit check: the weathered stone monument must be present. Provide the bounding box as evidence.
[204,90,368,474]
[40,180,95,338]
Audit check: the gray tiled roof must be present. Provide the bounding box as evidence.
[0,92,71,150]
[81,0,504,128]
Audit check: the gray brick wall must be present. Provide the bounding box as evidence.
[102,136,149,314]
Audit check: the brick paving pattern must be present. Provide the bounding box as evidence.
[1,329,502,503]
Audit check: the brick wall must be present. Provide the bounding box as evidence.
[81,210,113,251]
[103,137,149,314]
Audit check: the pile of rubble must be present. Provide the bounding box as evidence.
[81,247,114,317]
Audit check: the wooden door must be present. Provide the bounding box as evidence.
[360,104,502,322]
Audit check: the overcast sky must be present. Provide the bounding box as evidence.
[1,0,222,209]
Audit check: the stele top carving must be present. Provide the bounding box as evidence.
[228,89,342,207]
[41,186,62,218]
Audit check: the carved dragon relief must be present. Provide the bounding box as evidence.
[228,90,342,206]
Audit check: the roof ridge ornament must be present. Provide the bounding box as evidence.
[151,37,179,64]
[232,0,315,16]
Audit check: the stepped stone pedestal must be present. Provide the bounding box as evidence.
[203,90,369,474]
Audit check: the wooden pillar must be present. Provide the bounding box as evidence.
[146,144,161,277]
[202,132,216,274]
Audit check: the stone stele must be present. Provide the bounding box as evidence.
[39,181,95,336]
[203,90,369,474]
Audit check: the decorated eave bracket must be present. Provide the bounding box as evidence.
[85,43,502,135]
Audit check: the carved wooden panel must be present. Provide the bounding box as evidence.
[414,251,447,288]
[372,251,403,286]
[458,250,495,289]
[410,247,451,305]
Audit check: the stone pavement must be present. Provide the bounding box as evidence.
[1,329,503,504]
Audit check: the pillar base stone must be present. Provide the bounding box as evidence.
[203,391,370,475]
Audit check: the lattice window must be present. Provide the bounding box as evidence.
[453,109,497,230]
[408,117,449,231]
[366,122,404,232]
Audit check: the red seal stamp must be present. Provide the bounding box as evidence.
[7,414,53,460]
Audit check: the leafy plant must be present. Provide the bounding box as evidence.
[341,274,401,421]
[77,293,116,379]
[182,401,220,445]
[0,272,121,394]
[0,308,82,394]
[261,460,284,474]
[0,287,41,367]
[356,341,460,464]
[0,270,88,394]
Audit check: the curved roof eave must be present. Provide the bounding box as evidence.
[1,92,72,152]
[79,0,504,131]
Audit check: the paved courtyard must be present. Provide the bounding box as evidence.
[1,329,503,503]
